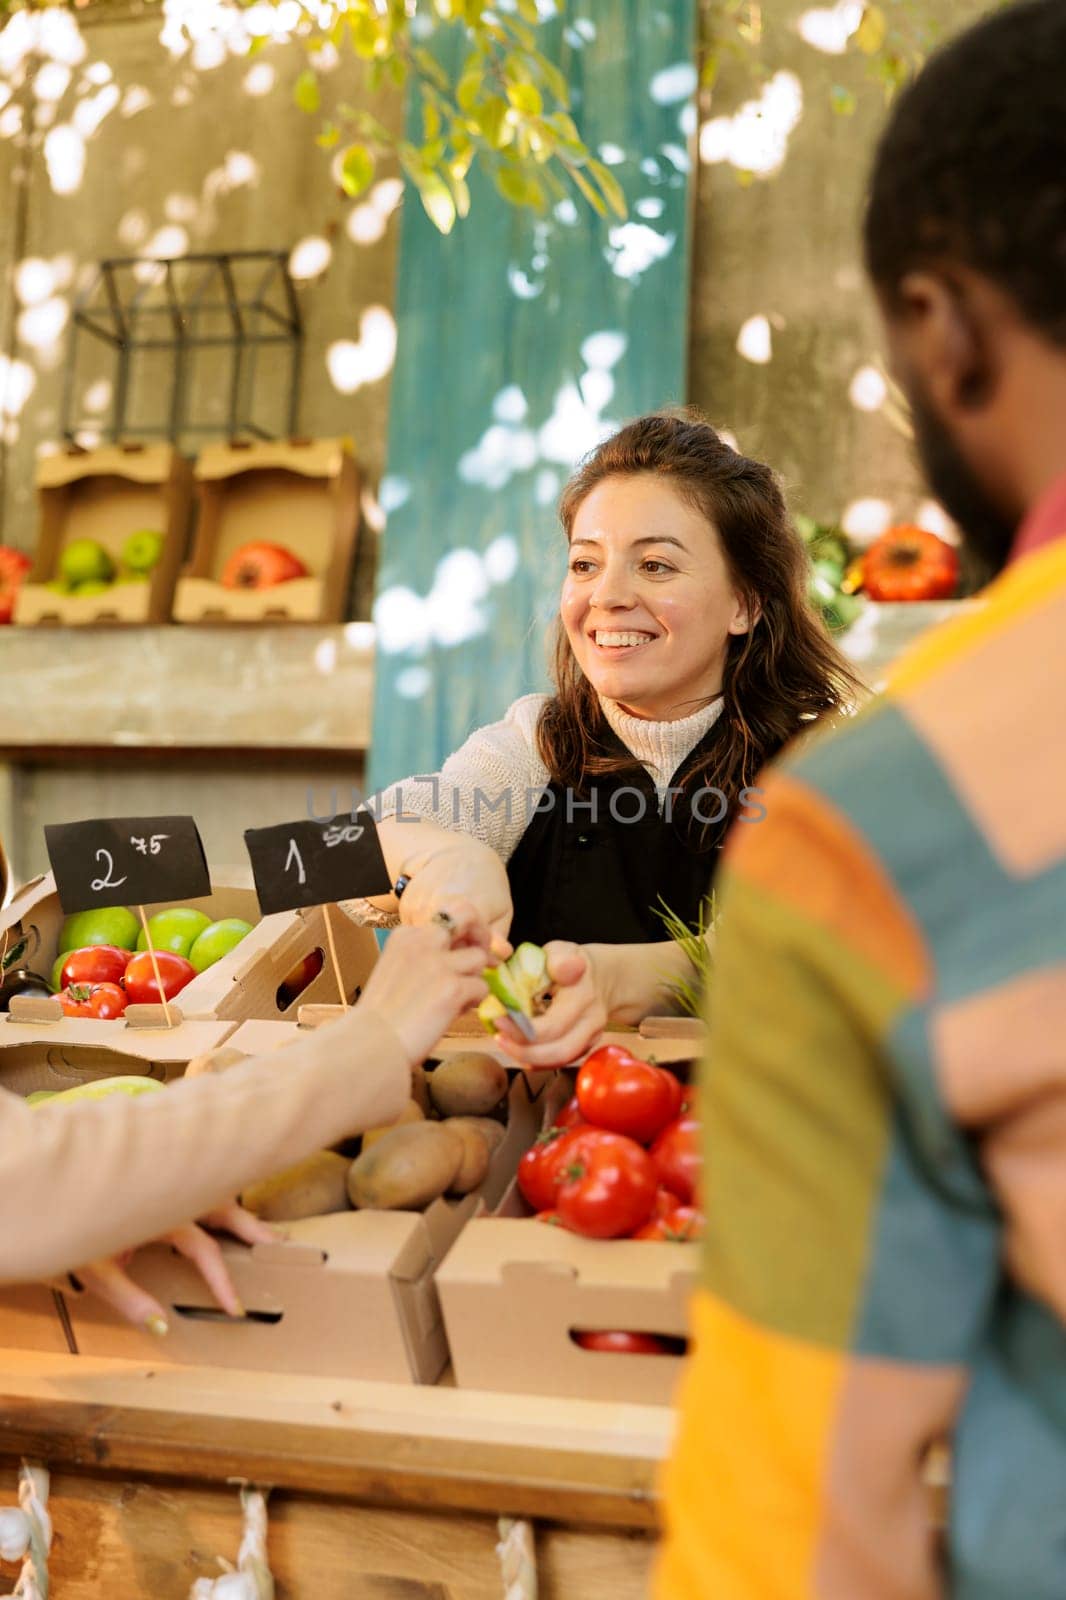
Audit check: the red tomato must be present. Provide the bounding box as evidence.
[576,1046,680,1144]
[123,950,196,1004]
[553,1094,587,1131]
[632,1206,705,1242]
[650,1114,701,1205]
[57,982,128,1019]
[57,945,131,990]
[554,1129,657,1239]
[517,1126,584,1212]
[0,547,31,625]
[574,1330,671,1355]
[220,541,308,590]
[651,1187,683,1220]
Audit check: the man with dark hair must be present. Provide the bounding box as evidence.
[656,3,1066,1595]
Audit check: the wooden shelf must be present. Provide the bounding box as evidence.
[1,623,375,754]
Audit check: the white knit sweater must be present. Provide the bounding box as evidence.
[344,692,723,926]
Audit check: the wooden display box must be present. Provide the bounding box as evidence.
[65,1069,563,1384]
[14,443,191,626]
[173,438,359,623]
[0,870,379,1026]
[438,1028,703,1406]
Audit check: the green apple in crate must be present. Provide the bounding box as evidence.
[121,529,164,576]
[58,538,113,588]
[188,917,254,973]
[58,905,139,955]
[136,906,213,958]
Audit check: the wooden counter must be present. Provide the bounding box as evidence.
[0,1350,673,1596]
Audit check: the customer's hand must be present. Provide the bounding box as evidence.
[494,940,608,1068]
[69,1200,278,1335]
[358,913,492,1065]
[397,835,514,956]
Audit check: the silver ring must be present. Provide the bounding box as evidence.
[431,909,455,933]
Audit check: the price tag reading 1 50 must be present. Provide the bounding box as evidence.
[243,812,391,915]
[44,816,211,914]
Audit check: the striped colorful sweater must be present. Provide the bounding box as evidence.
[656,492,1066,1599]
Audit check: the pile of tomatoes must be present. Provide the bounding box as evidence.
[517,1044,702,1242]
[53,945,198,1019]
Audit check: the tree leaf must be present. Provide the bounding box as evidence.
[317,123,340,149]
[587,157,627,219]
[830,83,857,115]
[445,165,472,219]
[294,67,320,115]
[565,161,607,217]
[855,4,887,55]
[340,143,375,197]
[531,50,569,108]
[457,67,483,111]
[507,80,543,117]
[474,94,511,148]
[416,170,458,233]
[495,164,545,210]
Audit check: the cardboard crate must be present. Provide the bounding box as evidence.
[0,1018,238,1360]
[14,443,192,626]
[437,1023,704,1406]
[173,438,359,623]
[0,871,378,1026]
[0,1286,71,1357]
[66,1067,563,1384]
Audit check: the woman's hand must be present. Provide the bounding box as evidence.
[494,940,609,1068]
[68,1200,278,1336]
[357,913,492,1066]
[384,824,514,954]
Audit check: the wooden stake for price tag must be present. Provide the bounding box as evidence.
[323,905,347,1009]
[137,905,175,1029]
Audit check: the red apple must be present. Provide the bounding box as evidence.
[219,542,308,590]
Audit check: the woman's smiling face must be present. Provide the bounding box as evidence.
[560,473,753,720]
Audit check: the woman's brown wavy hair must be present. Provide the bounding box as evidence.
[537,410,862,812]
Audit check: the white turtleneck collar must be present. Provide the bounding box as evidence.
[598,694,724,794]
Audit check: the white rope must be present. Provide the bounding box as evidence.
[496,1517,537,1600]
[0,1463,52,1600]
[189,1485,274,1600]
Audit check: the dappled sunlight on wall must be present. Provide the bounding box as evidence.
[699,71,803,178]
[797,0,864,55]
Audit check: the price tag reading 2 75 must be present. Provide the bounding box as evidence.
[44,816,211,914]
[243,812,391,915]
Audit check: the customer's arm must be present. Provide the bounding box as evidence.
[0,924,487,1286]
[655,774,1000,1600]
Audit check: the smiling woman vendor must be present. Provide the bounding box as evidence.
[349,413,858,987]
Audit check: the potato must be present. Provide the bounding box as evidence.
[241,1151,351,1222]
[447,1115,506,1154]
[361,1099,425,1151]
[347,1122,463,1211]
[410,1062,432,1116]
[429,1053,508,1118]
[446,1120,493,1195]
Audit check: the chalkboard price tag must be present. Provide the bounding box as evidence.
[44,816,211,914]
[243,812,391,915]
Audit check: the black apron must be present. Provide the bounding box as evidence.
[506,722,728,947]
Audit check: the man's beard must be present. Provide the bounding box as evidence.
[908,386,1018,578]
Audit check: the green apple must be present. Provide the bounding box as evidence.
[73,579,113,596]
[188,917,254,973]
[115,573,149,585]
[58,538,113,588]
[58,905,139,955]
[31,1075,164,1108]
[121,529,164,574]
[44,578,70,593]
[135,906,212,958]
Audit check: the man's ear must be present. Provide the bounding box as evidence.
[896,269,997,415]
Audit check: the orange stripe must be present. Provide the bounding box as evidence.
[655,1290,843,1600]
[727,774,931,1001]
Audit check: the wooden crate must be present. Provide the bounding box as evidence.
[173,437,359,623]
[14,443,191,626]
